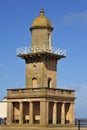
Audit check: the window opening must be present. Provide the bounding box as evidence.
[48,78,52,88]
[48,33,51,48]
[32,78,37,88]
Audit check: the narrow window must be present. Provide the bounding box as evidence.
[48,33,51,48]
[32,78,37,88]
[48,78,52,88]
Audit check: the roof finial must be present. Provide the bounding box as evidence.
[40,8,44,16]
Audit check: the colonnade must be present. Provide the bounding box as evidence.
[7,100,74,125]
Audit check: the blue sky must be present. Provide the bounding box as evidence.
[0,0,87,118]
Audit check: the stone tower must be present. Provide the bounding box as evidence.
[18,9,65,89]
[7,10,75,126]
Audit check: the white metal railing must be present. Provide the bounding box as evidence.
[16,45,66,56]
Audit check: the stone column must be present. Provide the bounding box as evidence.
[61,102,65,124]
[19,102,23,124]
[7,102,13,125]
[70,102,74,124]
[53,102,57,124]
[44,101,49,125]
[40,101,49,125]
[29,101,33,124]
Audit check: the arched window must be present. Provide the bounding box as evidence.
[48,78,52,88]
[32,78,37,88]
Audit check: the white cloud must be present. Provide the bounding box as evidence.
[63,10,87,24]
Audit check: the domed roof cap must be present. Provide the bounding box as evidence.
[30,9,53,31]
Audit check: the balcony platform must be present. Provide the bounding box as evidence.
[16,46,66,60]
[7,87,75,100]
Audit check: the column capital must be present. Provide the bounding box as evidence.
[62,102,66,104]
[19,101,23,103]
[71,102,74,104]
[8,101,13,103]
[54,101,58,103]
[29,100,33,103]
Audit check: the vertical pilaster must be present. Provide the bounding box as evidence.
[29,101,33,124]
[53,102,57,124]
[28,102,30,123]
[40,101,49,125]
[61,102,65,124]
[46,101,49,124]
[40,101,43,124]
[19,102,23,124]
[7,102,13,125]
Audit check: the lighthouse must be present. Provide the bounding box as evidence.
[7,9,75,126]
